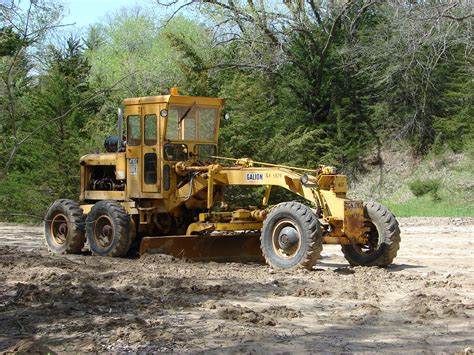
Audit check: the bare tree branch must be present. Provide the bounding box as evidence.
[157,0,194,29]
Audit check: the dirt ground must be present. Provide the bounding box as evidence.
[0,217,473,353]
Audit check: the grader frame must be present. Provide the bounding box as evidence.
[44,88,400,269]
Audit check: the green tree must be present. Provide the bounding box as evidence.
[86,11,212,98]
[0,0,64,177]
[0,34,103,219]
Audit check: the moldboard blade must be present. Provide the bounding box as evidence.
[139,234,264,263]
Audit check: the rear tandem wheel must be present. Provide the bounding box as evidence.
[44,199,86,254]
[85,200,132,257]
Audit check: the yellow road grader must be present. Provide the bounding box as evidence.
[44,88,400,269]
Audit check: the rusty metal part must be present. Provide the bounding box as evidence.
[139,234,264,262]
[93,215,115,248]
[51,213,68,245]
[351,220,382,257]
[343,200,365,242]
[322,236,351,244]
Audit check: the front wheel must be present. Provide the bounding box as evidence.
[261,201,322,270]
[341,202,400,267]
[86,200,132,257]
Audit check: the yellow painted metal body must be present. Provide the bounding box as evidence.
[80,92,223,202]
[78,89,366,249]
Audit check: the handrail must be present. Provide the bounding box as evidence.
[209,155,318,173]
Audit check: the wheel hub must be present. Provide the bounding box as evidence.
[271,217,304,260]
[51,214,68,244]
[58,223,68,237]
[353,221,381,256]
[278,226,299,252]
[94,216,114,248]
[102,225,113,238]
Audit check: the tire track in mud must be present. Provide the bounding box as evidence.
[0,218,473,353]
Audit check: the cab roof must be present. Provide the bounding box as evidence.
[123,94,224,107]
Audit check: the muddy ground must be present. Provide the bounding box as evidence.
[0,218,473,353]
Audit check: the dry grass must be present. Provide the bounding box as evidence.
[349,144,474,217]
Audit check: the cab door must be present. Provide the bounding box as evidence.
[141,104,161,193]
[125,105,142,198]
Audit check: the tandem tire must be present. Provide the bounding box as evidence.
[85,200,132,257]
[261,201,322,270]
[341,202,401,267]
[44,199,86,254]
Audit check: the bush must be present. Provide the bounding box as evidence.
[408,179,441,200]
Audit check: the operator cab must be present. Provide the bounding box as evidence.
[79,88,224,202]
[122,88,224,199]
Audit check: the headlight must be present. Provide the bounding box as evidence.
[300,174,309,185]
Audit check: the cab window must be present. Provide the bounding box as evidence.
[198,108,217,141]
[167,109,179,140]
[167,105,217,142]
[144,114,157,145]
[164,143,188,161]
[144,153,157,184]
[127,115,141,146]
[167,105,197,141]
[183,112,196,140]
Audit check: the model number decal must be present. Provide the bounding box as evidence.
[129,158,138,176]
[246,173,264,181]
[345,200,363,209]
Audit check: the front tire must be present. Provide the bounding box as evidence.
[341,202,400,267]
[44,199,86,254]
[86,200,132,257]
[261,201,322,270]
